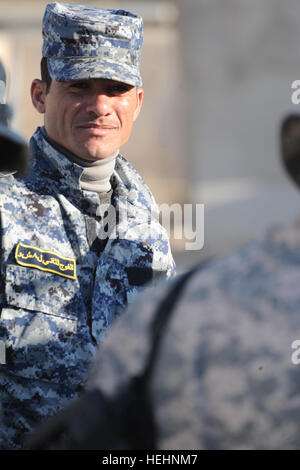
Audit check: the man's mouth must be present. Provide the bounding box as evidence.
[78,123,117,129]
[77,123,117,135]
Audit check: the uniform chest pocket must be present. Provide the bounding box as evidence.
[4,264,81,320]
[1,265,88,386]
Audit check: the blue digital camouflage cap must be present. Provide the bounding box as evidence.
[42,2,143,87]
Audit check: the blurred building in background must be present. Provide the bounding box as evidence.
[1,0,300,266]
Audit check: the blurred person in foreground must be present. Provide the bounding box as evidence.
[0,59,29,177]
[0,2,174,450]
[28,111,300,450]
[0,57,31,449]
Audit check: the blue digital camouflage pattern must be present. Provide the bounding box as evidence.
[88,217,300,449]
[0,126,175,449]
[43,2,143,87]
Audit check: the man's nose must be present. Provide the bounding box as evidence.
[85,93,112,116]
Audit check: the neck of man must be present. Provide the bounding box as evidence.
[41,126,118,193]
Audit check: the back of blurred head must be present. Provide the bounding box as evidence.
[280,109,300,188]
[0,58,29,177]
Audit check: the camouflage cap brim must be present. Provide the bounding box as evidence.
[47,56,142,87]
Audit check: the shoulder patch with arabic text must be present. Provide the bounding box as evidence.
[15,242,76,279]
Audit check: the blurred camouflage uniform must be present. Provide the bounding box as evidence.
[27,112,300,450]
[80,112,300,450]
[85,221,300,449]
[0,3,174,450]
[27,216,300,450]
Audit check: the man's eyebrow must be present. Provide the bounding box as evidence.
[59,81,77,87]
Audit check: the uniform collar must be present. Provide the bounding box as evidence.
[30,126,84,191]
[30,126,159,216]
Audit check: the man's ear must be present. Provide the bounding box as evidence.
[133,87,144,122]
[31,79,47,114]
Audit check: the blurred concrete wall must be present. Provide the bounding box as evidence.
[175,0,300,264]
[1,0,300,265]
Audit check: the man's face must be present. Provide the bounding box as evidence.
[31,78,143,160]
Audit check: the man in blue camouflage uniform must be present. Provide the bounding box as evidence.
[27,113,300,450]
[0,2,174,449]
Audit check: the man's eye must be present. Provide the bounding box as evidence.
[70,82,89,89]
[108,85,131,95]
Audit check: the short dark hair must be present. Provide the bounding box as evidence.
[40,57,52,93]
